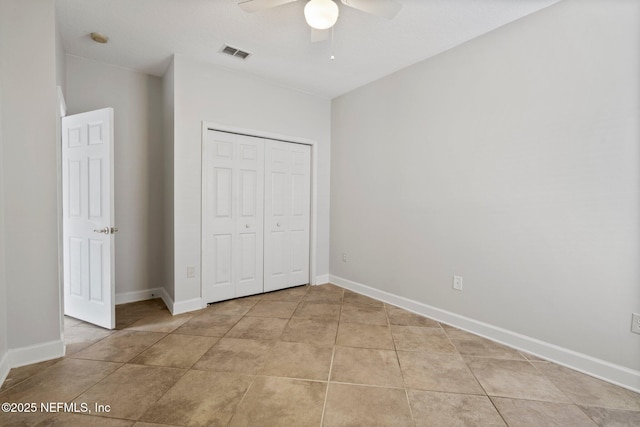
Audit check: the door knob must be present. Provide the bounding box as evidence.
[110,227,119,234]
[276,222,281,227]
[93,227,110,234]
[245,224,250,229]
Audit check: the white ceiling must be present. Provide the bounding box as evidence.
[56,0,561,99]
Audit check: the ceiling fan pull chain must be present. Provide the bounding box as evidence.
[330,26,335,61]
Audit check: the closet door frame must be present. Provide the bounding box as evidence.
[200,122,319,302]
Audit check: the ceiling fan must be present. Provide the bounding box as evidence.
[238,0,402,42]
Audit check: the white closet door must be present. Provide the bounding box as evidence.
[264,140,311,292]
[203,131,264,303]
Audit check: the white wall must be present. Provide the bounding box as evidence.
[0,0,61,356]
[55,16,67,95]
[171,55,331,306]
[66,55,164,300]
[162,58,175,300]
[0,34,8,381]
[331,0,640,379]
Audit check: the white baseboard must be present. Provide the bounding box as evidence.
[8,339,65,369]
[115,288,164,305]
[172,297,205,315]
[0,351,9,388]
[157,287,174,314]
[117,286,203,316]
[330,274,640,394]
[156,286,204,315]
[315,274,330,285]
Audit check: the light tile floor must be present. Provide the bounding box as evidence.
[1,284,639,426]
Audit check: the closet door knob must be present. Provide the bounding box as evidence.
[245,224,250,229]
[276,222,281,227]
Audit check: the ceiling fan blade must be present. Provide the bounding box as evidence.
[340,0,402,19]
[238,0,297,13]
[311,28,329,43]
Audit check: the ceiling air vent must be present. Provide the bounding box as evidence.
[220,44,252,60]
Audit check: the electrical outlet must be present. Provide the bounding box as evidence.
[632,313,640,334]
[342,253,348,263]
[453,276,463,291]
[187,266,196,278]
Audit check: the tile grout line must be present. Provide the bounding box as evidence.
[320,288,343,426]
[226,373,261,426]
[384,302,417,426]
[320,289,344,427]
[319,346,337,426]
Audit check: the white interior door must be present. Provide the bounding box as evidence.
[62,108,115,329]
[203,131,264,303]
[264,140,311,292]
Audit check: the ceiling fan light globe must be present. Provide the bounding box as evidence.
[304,0,339,30]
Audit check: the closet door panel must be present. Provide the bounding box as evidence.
[203,131,264,303]
[235,140,264,297]
[264,141,311,292]
[204,130,310,302]
[288,143,311,287]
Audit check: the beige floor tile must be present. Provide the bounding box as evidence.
[303,285,344,304]
[64,316,83,327]
[0,358,121,403]
[116,299,166,315]
[130,334,218,368]
[229,377,326,427]
[280,318,338,347]
[340,304,388,325]
[466,358,570,402]
[335,322,395,350]
[71,330,166,362]
[391,325,457,353]
[259,341,333,381]
[520,351,547,362]
[580,405,640,426]
[64,325,115,355]
[397,351,484,394]
[0,358,62,393]
[245,300,299,318]
[174,313,242,337]
[192,338,273,374]
[115,299,167,329]
[73,364,185,420]
[133,423,182,427]
[534,362,640,411]
[440,324,478,340]
[385,304,440,327]
[34,413,135,426]
[206,297,259,316]
[492,397,597,426]
[140,370,254,427]
[261,285,309,302]
[409,390,506,427]
[7,285,638,427]
[315,283,345,293]
[293,302,341,320]
[343,290,384,307]
[331,346,404,388]
[126,311,193,333]
[225,316,288,340]
[323,383,413,427]
[450,337,525,360]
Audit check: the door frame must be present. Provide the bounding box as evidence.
[56,86,66,348]
[200,122,319,302]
